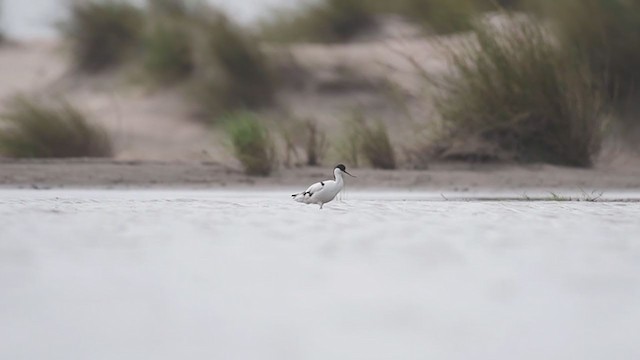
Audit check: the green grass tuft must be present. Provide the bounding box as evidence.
[0,97,112,158]
[225,112,276,176]
[62,0,144,72]
[435,19,606,167]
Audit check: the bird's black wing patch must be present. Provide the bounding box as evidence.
[306,182,325,197]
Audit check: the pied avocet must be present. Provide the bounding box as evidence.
[292,164,355,209]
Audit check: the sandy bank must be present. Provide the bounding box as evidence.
[1,159,639,191]
[0,30,440,164]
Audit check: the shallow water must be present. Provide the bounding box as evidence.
[1,189,640,359]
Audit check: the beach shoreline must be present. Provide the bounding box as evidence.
[2,159,639,191]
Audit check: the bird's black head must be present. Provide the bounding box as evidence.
[335,164,356,177]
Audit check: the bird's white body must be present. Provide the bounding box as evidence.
[292,167,350,209]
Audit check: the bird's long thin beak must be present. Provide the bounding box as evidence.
[344,170,356,178]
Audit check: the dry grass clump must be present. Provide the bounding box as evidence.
[335,115,363,167]
[545,0,640,102]
[281,118,328,167]
[303,120,328,166]
[337,112,396,169]
[260,0,375,43]
[435,20,606,167]
[62,1,144,72]
[359,120,396,170]
[0,97,112,158]
[225,112,276,176]
[194,13,276,116]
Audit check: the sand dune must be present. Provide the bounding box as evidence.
[0,19,638,188]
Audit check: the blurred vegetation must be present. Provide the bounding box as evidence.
[147,0,192,17]
[261,0,375,43]
[141,0,202,84]
[61,0,276,115]
[335,114,362,167]
[194,14,276,116]
[51,0,640,168]
[0,97,112,158]
[435,20,606,167]
[337,112,396,169]
[360,120,396,169]
[259,0,528,43]
[384,0,476,34]
[62,1,144,72]
[0,3,4,45]
[280,118,328,167]
[544,0,640,106]
[142,20,194,84]
[304,120,328,166]
[478,0,527,10]
[225,112,276,176]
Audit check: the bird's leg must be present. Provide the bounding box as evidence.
[319,203,323,210]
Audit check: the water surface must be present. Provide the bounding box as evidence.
[1,190,639,359]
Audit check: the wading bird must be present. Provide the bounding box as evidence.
[292,164,355,209]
